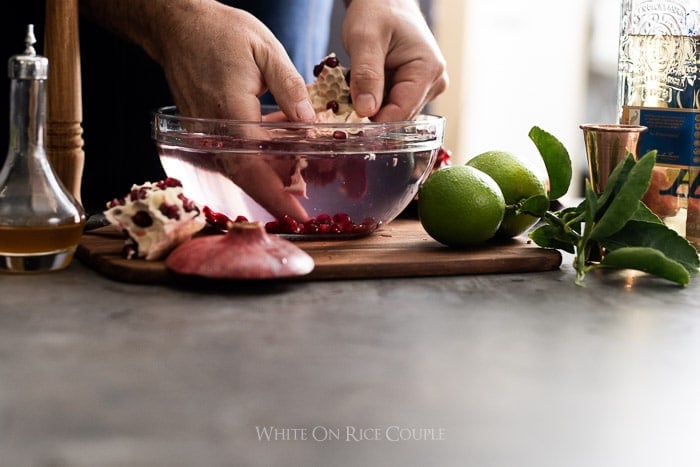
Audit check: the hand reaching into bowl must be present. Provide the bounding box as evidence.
[81,0,316,123]
[342,0,449,122]
[80,0,447,123]
[80,0,447,220]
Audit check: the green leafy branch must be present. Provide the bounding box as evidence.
[517,126,699,286]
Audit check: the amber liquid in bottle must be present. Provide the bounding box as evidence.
[0,224,84,254]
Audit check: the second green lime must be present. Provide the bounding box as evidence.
[467,150,546,238]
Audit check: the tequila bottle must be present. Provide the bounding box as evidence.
[617,0,700,245]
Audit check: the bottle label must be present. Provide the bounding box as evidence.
[623,1,696,36]
[622,106,700,166]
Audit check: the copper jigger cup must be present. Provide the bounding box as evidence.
[580,124,648,193]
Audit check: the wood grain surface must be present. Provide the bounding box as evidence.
[76,220,562,284]
[44,0,84,201]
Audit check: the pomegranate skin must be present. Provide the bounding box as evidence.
[165,221,314,280]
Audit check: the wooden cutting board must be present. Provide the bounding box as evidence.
[76,219,562,284]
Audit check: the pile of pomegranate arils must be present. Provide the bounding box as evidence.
[203,206,378,236]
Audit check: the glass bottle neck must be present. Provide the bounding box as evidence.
[7,78,47,160]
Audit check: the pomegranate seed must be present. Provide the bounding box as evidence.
[129,186,150,201]
[324,55,339,68]
[155,177,182,190]
[177,194,198,213]
[203,206,232,230]
[326,100,339,114]
[316,213,332,224]
[332,130,347,140]
[361,217,376,226]
[201,137,224,149]
[214,214,231,227]
[435,146,452,169]
[303,219,320,234]
[159,203,180,220]
[279,215,301,234]
[131,211,154,228]
[265,220,280,233]
[313,62,324,77]
[165,177,182,188]
[332,213,351,224]
[234,215,249,223]
[108,198,125,208]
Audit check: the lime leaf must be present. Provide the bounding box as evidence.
[584,179,598,228]
[590,151,656,240]
[600,247,692,286]
[632,201,664,224]
[528,126,572,201]
[518,194,550,217]
[529,224,576,253]
[600,220,700,274]
[595,154,636,211]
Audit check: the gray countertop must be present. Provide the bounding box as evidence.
[1,255,699,467]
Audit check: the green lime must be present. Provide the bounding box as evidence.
[466,150,546,238]
[418,166,505,247]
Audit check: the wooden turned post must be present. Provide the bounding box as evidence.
[44,0,84,203]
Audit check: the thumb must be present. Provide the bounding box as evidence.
[347,49,385,118]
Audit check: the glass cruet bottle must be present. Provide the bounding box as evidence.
[0,25,85,273]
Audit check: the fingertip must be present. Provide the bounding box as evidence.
[294,99,316,122]
[372,100,418,123]
[372,104,401,123]
[261,110,290,123]
[353,93,378,117]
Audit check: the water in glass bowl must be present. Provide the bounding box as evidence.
[157,137,437,238]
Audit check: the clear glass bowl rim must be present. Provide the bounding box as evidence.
[152,105,445,130]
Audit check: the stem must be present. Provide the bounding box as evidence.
[543,210,565,228]
[572,206,598,286]
[574,240,593,287]
[563,212,585,229]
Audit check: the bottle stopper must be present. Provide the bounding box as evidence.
[8,24,49,80]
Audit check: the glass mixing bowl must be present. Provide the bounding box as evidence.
[152,106,445,238]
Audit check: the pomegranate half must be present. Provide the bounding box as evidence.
[165,221,314,280]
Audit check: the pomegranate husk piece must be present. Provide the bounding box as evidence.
[165,221,314,280]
